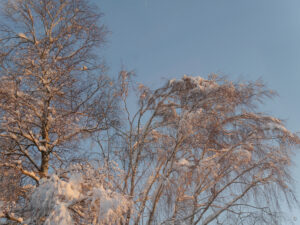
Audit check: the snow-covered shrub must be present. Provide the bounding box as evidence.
[25,164,132,225]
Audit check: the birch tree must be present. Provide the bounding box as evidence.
[0,0,299,224]
[0,0,117,220]
[106,73,299,225]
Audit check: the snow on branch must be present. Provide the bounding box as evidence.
[0,163,40,182]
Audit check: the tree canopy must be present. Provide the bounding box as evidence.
[0,0,299,224]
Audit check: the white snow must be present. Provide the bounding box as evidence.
[177,158,190,167]
[17,33,27,39]
[25,165,132,225]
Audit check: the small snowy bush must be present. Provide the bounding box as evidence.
[25,164,132,225]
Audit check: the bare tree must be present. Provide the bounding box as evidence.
[0,0,117,221]
[106,73,299,225]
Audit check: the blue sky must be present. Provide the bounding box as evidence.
[97,0,300,222]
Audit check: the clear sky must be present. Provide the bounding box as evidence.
[97,0,300,223]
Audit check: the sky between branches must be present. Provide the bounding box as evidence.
[97,0,300,223]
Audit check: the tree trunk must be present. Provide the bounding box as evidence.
[40,152,49,178]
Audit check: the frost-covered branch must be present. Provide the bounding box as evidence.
[0,211,23,223]
[108,74,299,225]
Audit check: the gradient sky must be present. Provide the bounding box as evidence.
[97,0,300,223]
